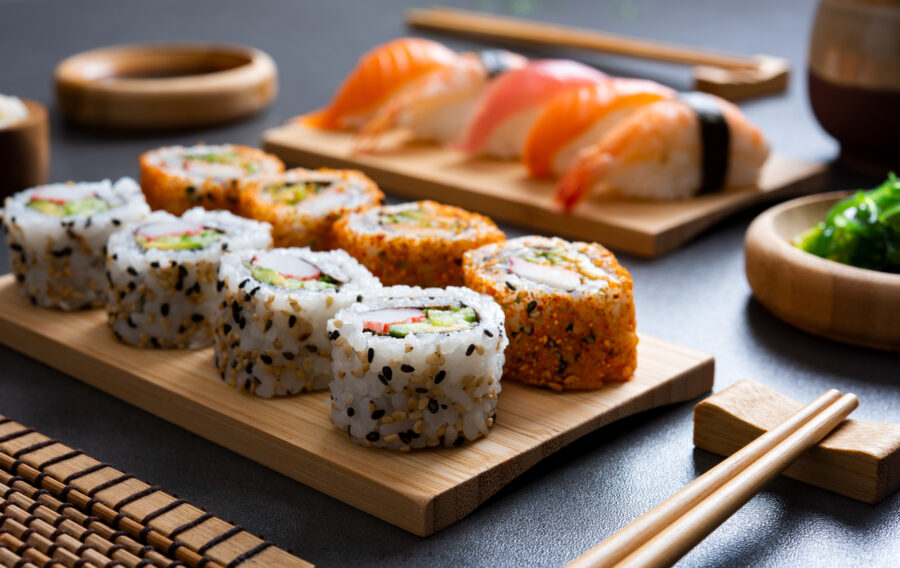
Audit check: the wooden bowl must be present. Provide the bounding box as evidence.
[55,43,277,130]
[745,192,900,351]
[0,99,49,198]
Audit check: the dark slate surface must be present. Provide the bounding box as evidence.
[1,0,897,566]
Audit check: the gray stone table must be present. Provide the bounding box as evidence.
[1,0,897,566]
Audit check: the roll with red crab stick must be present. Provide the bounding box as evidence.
[463,236,637,390]
[214,247,381,397]
[237,168,384,250]
[332,200,505,287]
[106,208,272,349]
[139,144,284,214]
[327,285,507,450]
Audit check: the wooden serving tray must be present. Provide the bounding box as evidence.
[262,123,826,257]
[0,275,714,536]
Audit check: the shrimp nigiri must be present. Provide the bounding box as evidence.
[457,59,608,159]
[555,93,770,209]
[523,79,676,179]
[355,49,528,152]
[302,38,459,130]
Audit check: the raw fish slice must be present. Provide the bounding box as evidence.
[301,38,459,131]
[523,79,676,179]
[457,59,608,159]
[555,95,770,209]
[355,50,528,151]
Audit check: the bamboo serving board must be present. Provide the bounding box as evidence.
[0,275,714,536]
[262,123,826,257]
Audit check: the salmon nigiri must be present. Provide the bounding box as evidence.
[523,79,676,179]
[556,93,770,209]
[355,50,528,152]
[457,59,608,159]
[302,38,460,130]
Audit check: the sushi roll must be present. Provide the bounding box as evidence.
[327,286,507,450]
[463,236,637,390]
[2,178,150,310]
[457,59,608,159]
[237,168,384,249]
[139,144,284,214]
[214,247,381,397]
[332,200,505,287]
[106,207,272,349]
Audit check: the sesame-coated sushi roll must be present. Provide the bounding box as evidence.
[2,178,150,310]
[214,248,381,397]
[139,144,284,214]
[327,286,507,451]
[237,168,383,250]
[332,201,505,287]
[463,236,637,390]
[106,207,272,349]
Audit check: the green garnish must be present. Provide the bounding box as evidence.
[136,229,223,251]
[265,181,330,205]
[379,207,466,231]
[185,152,260,174]
[27,197,110,218]
[248,265,337,290]
[794,173,900,273]
[388,306,477,337]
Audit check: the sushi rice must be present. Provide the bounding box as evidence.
[327,285,507,450]
[106,207,271,349]
[214,247,381,397]
[463,235,637,390]
[2,178,150,310]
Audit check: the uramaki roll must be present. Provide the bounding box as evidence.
[139,144,284,214]
[333,200,505,287]
[237,168,383,250]
[463,235,637,390]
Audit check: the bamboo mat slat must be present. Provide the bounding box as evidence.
[0,415,313,568]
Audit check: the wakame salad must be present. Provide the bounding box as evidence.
[793,174,900,273]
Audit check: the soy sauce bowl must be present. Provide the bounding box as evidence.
[744,192,900,351]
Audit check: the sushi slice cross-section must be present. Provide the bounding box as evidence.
[214,247,381,398]
[105,207,272,349]
[327,286,507,451]
[463,235,637,390]
[332,200,506,287]
[2,178,150,310]
[140,144,284,214]
[237,167,384,250]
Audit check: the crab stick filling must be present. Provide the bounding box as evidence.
[362,306,477,337]
[28,185,110,217]
[135,220,222,251]
[248,251,338,290]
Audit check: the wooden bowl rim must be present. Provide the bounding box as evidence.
[54,42,276,95]
[0,99,48,133]
[749,190,900,285]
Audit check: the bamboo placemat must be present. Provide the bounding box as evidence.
[0,415,312,568]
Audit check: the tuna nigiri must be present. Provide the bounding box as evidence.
[556,93,770,209]
[302,38,459,130]
[457,59,608,159]
[355,49,528,152]
[523,79,676,179]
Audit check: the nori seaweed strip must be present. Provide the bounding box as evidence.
[679,92,730,194]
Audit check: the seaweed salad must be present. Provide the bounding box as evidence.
[794,173,900,273]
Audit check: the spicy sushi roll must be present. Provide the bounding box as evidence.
[106,207,272,349]
[2,178,150,310]
[332,200,505,287]
[463,236,637,390]
[237,168,383,250]
[214,247,381,397]
[139,144,284,214]
[327,286,507,451]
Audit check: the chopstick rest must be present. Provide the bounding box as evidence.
[568,388,858,568]
[694,379,900,503]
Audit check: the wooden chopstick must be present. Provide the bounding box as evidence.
[569,390,859,568]
[407,6,759,71]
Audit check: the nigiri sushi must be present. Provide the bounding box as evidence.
[355,49,528,151]
[555,92,770,209]
[302,38,459,131]
[523,79,676,179]
[457,59,608,159]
